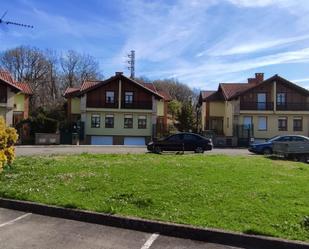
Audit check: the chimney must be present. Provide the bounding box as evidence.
[115,72,123,76]
[248,78,257,85]
[255,73,264,83]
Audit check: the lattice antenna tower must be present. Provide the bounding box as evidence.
[127,50,135,78]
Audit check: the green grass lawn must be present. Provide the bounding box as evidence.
[0,154,308,241]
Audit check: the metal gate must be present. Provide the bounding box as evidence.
[233,124,254,147]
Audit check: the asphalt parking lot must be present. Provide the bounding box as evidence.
[15,145,254,156]
[0,207,245,249]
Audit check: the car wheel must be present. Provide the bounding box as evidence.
[153,146,162,154]
[195,147,204,153]
[263,148,272,155]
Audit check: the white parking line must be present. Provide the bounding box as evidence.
[141,233,159,249]
[0,213,31,228]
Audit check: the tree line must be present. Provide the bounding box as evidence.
[0,46,102,109]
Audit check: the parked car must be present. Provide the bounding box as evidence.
[248,135,309,155]
[147,132,213,153]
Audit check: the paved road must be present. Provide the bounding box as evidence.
[0,207,246,249]
[16,145,254,156]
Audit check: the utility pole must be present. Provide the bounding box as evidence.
[127,50,135,79]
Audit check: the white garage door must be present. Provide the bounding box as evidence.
[124,137,145,146]
[91,136,113,145]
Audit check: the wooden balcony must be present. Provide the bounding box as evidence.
[240,102,273,111]
[86,100,118,108]
[122,101,152,110]
[276,103,309,111]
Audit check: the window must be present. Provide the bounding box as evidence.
[243,116,252,129]
[138,115,147,129]
[105,114,114,128]
[106,91,114,103]
[91,114,100,128]
[257,93,266,110]
[167,134,182,142]
[277,136,292,142]
[258,116,267,131]
[292,136,308,142]
[277,93,286,105]
[184,134,200,141]
[293,117,303,131]
[125,92,133,104]
[278,117,287,131]
[124,114,133,128]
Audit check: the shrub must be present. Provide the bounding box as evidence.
[0,117,18,172]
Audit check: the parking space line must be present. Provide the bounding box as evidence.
[0,213,31,228]
[141,233,159,249]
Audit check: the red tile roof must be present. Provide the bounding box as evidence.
[201,91,216,100]
[143,82,171,101]
[80,80,101,92]
[219,83,254,100]
[64,74,168,100]
[14,82,33,95]
[0,70,15,84]
[0,70,33,94]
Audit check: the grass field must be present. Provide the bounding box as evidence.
[0,153,308,241]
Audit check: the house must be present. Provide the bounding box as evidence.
[198,73,309,146]
[64,72,171,145]
[0,70,33,126]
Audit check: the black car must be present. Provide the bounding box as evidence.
[147,132,213,153]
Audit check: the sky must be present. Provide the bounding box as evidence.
[1,0,309,90]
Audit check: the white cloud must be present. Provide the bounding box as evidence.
[203,34,309,56]
[227,0,280,7]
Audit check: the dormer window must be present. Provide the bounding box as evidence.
[106,91,114,103]
[125,92,133,104]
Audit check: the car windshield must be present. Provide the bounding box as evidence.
[267,136,280,142]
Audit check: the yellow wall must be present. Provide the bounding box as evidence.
[14,93,25,112]
[209,102,225,116]
[156,100,164,116]
[85,112,152,136]
[239,114,309,139]
[71,98,81,114]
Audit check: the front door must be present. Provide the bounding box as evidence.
[209,118,223,135]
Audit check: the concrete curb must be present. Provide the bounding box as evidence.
[0,198,308,249]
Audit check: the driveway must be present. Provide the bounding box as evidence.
[0,207,245,249]
[16,145,254,156]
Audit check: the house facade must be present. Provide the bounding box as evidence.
[0,70,32,126]
[198,73,309,145]
[64,72,170,145]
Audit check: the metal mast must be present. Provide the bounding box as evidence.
[127,50,135,79]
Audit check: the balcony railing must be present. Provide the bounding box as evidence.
[276,103,309,111]
[122,101,152,110]
[240,102,273,111]
[87,100,118,108]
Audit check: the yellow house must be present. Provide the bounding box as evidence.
[64,72,170,145]
[0,71,33,126]
[198,73,309,146]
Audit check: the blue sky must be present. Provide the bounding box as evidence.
[1,0,309,90]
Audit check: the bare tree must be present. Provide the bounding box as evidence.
[60,50,101,88]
